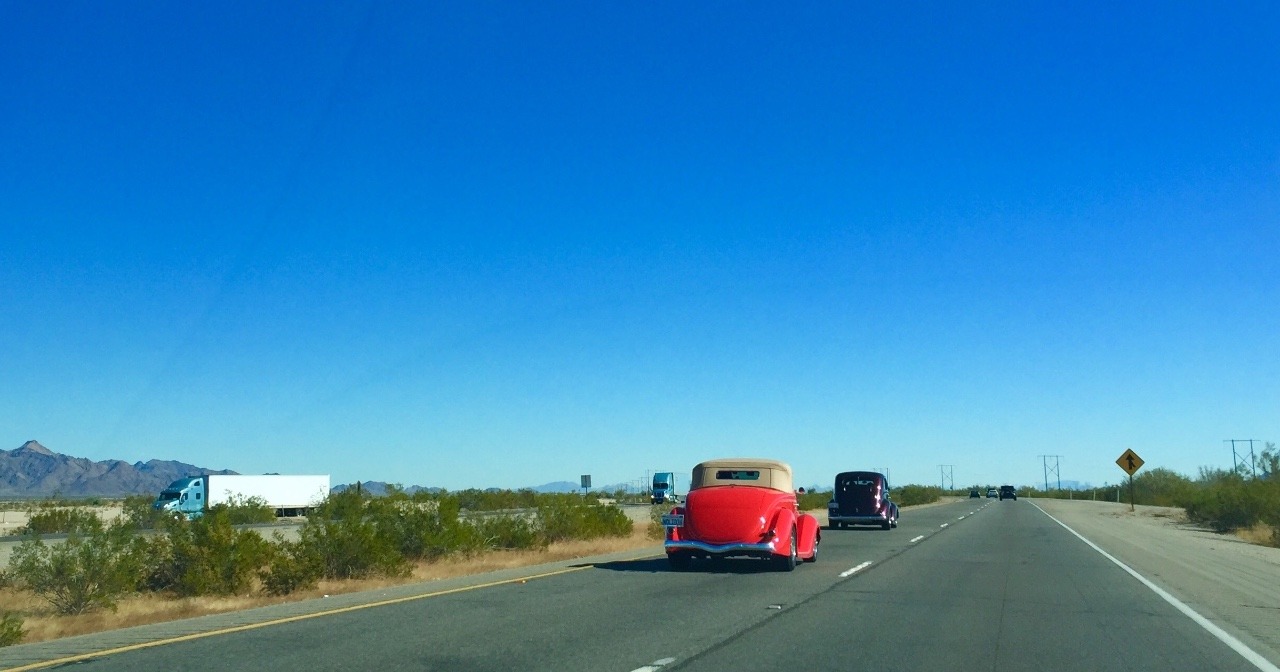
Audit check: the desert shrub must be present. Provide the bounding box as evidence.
[19,505,101,536]
[220,495,276,525]
[797,490,832,511]
[300,516,408,579]
[299,490,408,580]
[471,514,544,551]
[894,485,943,507]
[1184,476,1254,531]
[258,539,322,596]
[647,505,669,540]
[1183,473,1280,533]
[8,520,143,614]
[289,488,632,579]
[374,494,474,561]
[152,508,272,596]
[536,495,631,543]
[1132,468,1197,507]
[0,612,23,647]
[454,488,540,512]
[120,494,174,530]
[133,533,177,593]
[1259,443,1279,480]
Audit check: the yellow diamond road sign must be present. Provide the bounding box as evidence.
[1116,448,1145,476]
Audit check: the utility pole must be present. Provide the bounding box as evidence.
[1037,455,1062,492]
[1227,439,1259,478]
[939,465,954,492]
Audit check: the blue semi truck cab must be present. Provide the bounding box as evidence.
[651,472,678,504]
[153,476,208,518]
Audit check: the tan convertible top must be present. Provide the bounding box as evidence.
[689,458,794,492]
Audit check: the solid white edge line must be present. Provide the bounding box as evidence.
[1031,502,1280,672]
[909,535,925,543]
[839,561,873,578]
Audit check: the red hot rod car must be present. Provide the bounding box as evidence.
[663,458,820,571]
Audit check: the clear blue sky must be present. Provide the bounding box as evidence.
[3,1,1277,492]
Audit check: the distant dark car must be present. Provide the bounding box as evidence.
[986,488,997,498]
[969,488,981,498]
[827,471,898,530]
[999,485,1017,501]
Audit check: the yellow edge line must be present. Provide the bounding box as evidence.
[4,565,591,672]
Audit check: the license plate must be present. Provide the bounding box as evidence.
[661,514,685,528]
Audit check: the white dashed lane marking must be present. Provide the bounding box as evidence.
[630,657,677,672]
[910,535,925,543]
[838,561,873,578]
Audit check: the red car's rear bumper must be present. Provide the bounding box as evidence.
[664,539,781,558]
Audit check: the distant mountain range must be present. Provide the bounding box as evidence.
[331,480,589,496]
[1,441,630,499]
[0,440,236,498]
[332,482,441,496]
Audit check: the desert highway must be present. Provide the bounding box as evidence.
[3,499,1276,672]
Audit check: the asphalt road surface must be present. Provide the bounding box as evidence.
[4,499,1276,672]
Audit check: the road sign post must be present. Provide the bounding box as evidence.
[1115,449,1144,512]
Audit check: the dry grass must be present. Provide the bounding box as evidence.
[2,523,659,646]
[1234,522,1279,548]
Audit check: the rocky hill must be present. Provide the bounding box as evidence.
[332,481,440,496]
[0,440,237,498]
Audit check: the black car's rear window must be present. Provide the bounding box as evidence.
[715,470,760,480]
[837,477,878,491]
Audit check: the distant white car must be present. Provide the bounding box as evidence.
[986,488,997,498]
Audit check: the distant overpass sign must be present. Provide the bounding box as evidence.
[1116,448,1144,476]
